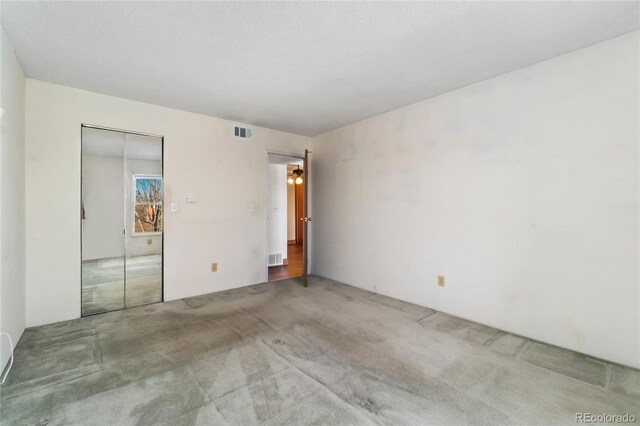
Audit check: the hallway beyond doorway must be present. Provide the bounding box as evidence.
[269,243,303,281]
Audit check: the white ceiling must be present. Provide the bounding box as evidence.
[2,2,638,137]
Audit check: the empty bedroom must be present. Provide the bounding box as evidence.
[0,1,638,425]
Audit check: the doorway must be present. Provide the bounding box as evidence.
[81,125,164,316]
[267,153,305,282]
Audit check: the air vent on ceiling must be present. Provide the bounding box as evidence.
[234,125,252,140]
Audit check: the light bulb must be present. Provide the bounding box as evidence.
[287,177,294,184]
[295,177,303,185]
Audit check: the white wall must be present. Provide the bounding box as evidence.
[267,163,288,263]
[287,182,295,241]
[311,32,640,368]
[81,155,163,260]
[25,80,310,327]
[0,29,26,371]
[82,154,125,260]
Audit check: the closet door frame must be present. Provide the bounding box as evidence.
[80,124,165,316]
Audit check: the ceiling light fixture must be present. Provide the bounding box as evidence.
[292,165,304,185]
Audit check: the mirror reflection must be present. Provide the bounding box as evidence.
[81,127,163,316]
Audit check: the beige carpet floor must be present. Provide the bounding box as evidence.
[1,276,638,425]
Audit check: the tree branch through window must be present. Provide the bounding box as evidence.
[134,176,163,234]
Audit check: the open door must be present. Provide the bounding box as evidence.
[302,149,311,287]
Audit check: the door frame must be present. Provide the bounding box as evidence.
[264,150,305,283]
[80,124,165,316]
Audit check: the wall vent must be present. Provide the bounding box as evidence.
[268,253,283,266]
[234,125,252,140]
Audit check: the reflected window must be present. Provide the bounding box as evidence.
[133,175,163,234]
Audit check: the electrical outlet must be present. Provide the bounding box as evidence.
[147,238,152,245]
[211,262,218,272]
[438,275,445,287]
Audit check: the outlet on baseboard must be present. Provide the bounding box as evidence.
[438,275,445,287]
[211,262,218,272]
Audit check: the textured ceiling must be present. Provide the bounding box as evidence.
[2,1,638,136]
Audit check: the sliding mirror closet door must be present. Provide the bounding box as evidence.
[81,127,127,315]
[124,134,163,308]
[81,127,163,316]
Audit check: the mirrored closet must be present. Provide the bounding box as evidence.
[81,126,163,316]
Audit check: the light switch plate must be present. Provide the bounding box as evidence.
[170,202,178,213]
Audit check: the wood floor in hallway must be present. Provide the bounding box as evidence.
[269,243,303,281]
